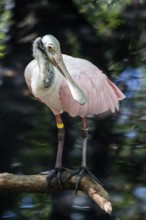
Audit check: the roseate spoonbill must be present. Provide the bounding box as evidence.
[24,34,125,191]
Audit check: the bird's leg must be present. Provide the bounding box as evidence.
[54,114,65,169]
[66,117,102,193]
[81,117,88,168]
[42,115,70,190]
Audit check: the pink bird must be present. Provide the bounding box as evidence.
[24,35,125,190]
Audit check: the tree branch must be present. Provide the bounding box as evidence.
[0,172,112,214]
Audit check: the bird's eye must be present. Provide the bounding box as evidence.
[48,45,53,51]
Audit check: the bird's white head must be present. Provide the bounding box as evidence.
[33,35,60,62]
[33,34,87,105]
[42,35,60,52]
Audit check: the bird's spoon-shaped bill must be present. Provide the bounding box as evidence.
[52,55,87,105]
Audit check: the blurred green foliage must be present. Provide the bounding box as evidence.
[0,0,13,59]
[65,30,81,57]
[73,0,132,37]
[73,0,146,77]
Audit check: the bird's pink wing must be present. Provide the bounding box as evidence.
[59,55,125,117]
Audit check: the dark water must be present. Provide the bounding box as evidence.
[1,0,146,220]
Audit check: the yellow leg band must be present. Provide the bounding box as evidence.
[57,123,64,129]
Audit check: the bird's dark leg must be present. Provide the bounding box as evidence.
[66,117,102,193]
[41,115,70,190]
[54,114,65,169]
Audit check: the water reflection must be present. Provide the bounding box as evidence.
[19,195,34,209]
[2,211,16,219]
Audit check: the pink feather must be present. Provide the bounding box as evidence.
[59,55,125,117]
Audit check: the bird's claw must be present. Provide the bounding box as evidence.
[46,168,62,190]
[66,166,103,194]
[40,167,70,193]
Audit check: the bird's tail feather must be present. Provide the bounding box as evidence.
[107,78,125,100]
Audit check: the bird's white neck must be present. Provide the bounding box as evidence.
[36,55,55,88]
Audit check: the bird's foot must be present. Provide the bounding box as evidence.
[40,167,70,192]
[66,166,102,194]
